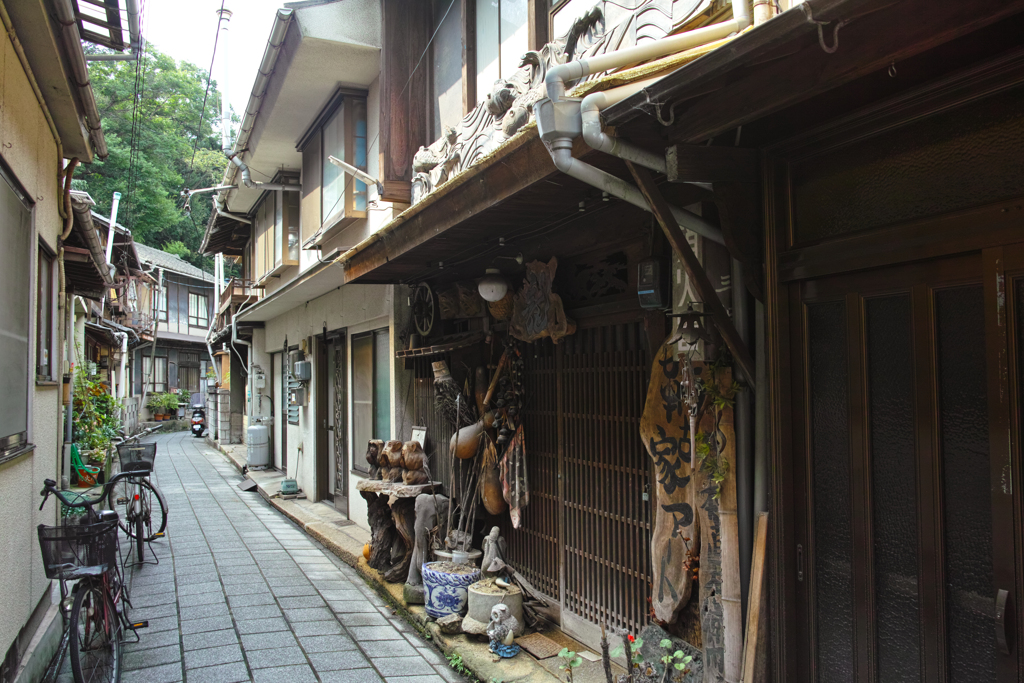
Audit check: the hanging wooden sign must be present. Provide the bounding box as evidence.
[639,336,699,623]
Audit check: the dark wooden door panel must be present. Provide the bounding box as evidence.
[791,254,1021,683]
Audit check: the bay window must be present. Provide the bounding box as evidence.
[299,89,368,245]
[251,181,300,282]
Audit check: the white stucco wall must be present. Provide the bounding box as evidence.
[0,23,64,660]
[258,284,401,531]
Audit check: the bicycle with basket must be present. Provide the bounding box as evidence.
[37,473,150,683]
[107,437,168,565]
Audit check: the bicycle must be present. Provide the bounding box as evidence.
[38,474,149,683]
[106,436,167,565]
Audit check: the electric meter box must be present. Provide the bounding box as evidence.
[254,372,266,389]
[290,385,308,406]
[292,361,312,381]
[637,259,667,309]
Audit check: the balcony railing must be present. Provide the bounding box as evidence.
[219,278,264,314]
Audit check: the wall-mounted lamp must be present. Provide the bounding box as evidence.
[477,268,509,302]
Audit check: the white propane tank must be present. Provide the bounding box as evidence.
[247,425,270,468]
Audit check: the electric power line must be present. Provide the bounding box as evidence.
[184,0,228,194]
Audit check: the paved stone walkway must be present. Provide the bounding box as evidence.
[111,431,464,683]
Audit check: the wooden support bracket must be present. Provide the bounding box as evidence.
[666,144,759,184]
[628,162,757,387]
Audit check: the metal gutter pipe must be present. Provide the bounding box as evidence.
[580,81,713,191]
[545,0,751,104]
[545,136,724,244]
[733,258,753,630]
[223,9,293,180]
[70,199,116,284]
[231,296,254,421]
[53,0,109,158]
[86,0,141,60]
[103,191,121,267]
[226,153,302,192]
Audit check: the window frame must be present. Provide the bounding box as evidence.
[251,179,300,283]
[349,328,390,476]
[188,290,209,328]
[36,242,56,382]
[142,355,169,394]
[155,283,168,322]
[297,88,369,247]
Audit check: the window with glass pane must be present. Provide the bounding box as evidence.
[476,0,528,98]
[0,171,31,456]
[37,246,54,380]
[188,291,208,327]
[155,284,168,321]
[351,328,390,474]
[351,333,373,474]
[143,356,168,393]
[317,94,368,233]
[284,190,299,264]
[322,105,345,223]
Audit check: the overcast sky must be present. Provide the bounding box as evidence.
[144,0,285,121]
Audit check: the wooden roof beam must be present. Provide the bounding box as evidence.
[628,162,756,386]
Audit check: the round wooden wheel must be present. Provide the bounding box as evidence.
[413,282,436,336]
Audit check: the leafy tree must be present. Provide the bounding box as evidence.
[77,44,233,272]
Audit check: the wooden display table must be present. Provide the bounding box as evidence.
[357,479,443,583]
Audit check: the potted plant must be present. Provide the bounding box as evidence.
[146,393,163,420]
[163,393,180,420]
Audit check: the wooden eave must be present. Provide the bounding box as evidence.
[604,0,1024,149]
[337,127,707,287]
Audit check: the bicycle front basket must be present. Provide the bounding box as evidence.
[37,518,119,581]
[117,443,156,473]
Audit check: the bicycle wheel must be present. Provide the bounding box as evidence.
[108,479,165,541]
[69,580,121,683]
[135,506,145,562]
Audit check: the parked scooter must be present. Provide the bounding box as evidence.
[190,392,206,438]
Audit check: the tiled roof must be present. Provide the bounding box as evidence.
[134,243,212,281]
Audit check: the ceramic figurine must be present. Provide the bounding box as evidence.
[481,526,508,578]
[487,604,520,658]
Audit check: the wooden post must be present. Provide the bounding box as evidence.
[742,512,769,683]
[627,162,756,387]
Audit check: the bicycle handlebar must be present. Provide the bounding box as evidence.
[39,470,141,512]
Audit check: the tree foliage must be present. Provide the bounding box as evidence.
[78,45,231,271]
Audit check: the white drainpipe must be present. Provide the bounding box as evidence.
[538,0,753,245]
[545,1,751,104]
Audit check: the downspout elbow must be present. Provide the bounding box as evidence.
[550,145,575,174]
[228,153,254,188]
[546,61,587,103]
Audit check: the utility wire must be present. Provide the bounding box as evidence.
[184,0,227,194]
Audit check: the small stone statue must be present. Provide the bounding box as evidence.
[487,604,520,658]
[481,526,508,578]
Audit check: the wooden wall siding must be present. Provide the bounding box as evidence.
[501,339,561,600]
[498,321,653,635]
[561,323,652,635]
[380,0,432,202]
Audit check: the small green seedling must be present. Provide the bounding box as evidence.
[558,647,583,683]
[658,639,693,683]
[610,635,644,666]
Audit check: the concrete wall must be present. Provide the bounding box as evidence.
[0,20,64,664]
[257,284,407,532]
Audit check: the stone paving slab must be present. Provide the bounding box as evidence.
[104,432,468,683]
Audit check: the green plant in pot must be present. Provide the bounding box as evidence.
[146,393,164,419]
[162,392,180,420]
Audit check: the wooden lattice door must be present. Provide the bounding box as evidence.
[503,319,654,647]
[328,336,348,515]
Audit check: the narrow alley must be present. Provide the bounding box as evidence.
[104,432,464,683]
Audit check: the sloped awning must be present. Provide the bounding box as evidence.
[201,210,250,257]
[65,192,114,301]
